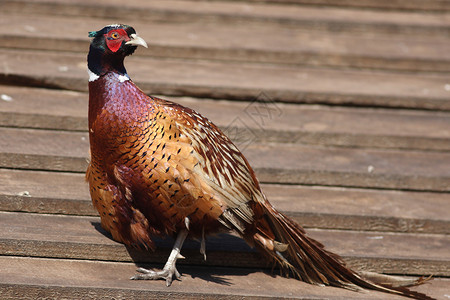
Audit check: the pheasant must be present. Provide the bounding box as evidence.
[86,24,433,299]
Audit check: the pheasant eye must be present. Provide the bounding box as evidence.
[111,32,119,39]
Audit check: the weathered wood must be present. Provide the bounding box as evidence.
[266,185,450,234]
[0,0,449,298]
[1,13,449,72]
[2,86,450,151]
[3,257,447,300]
[0,87,87,131]
[198,0,450,12]
[247,144,450,192]
[1,50,449,110]
[1,127,449,191]
[0,169,95,216]
[0,128,89,172]
[1,169,448,234]
[2,0,449,37]
[1,211,449,276]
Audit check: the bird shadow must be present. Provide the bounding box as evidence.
[91,221,271,286]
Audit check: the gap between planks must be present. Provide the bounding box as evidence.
[0,169,448,234]
[0,49,449,110]
[1,13,449,73]
[1,127,450,191]
[1,211,449,276]
[1,86,450,151]
[2,256,447,300]
[2,0,449,37]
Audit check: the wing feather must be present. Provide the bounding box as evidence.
[154,97,263,233]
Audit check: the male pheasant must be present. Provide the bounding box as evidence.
[86,24,433,299]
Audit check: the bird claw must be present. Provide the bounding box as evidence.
[130,230,188,287]
[131,266,181,286]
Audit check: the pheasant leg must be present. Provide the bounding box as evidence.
[131,229,188,286]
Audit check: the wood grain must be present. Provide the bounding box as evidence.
[2,0,449,36]
[1,86,450,151]
[0,0,448,298]
[1,127,449,191]
[1,49,449,110]
[1,211,449,276]
[3,256,448,300]
[1,169,448,234]
[202,0,450,12]
[1,13,448,72]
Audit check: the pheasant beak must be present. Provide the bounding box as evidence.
[126,33,148,48]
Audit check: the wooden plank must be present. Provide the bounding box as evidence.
[0,87,87,131]
[1,13,449,73]
[1,169,448,234]
[3,257,446,300]
[1,211,449,276]
[2,0,449,37]
[0,128,89,172]
[1,50,449,110]
[1,127,450,191]
[246,144,450,192]
[198,0,450,12]
[0,169,95,216]
[266,185,450,234]
[2,86,450,151]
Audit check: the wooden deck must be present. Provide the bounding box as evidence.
[1,0,449,299]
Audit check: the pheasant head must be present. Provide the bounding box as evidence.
[87,24,148,81]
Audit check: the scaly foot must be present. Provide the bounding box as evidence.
[130,229,188,286]
[131,265,182,286]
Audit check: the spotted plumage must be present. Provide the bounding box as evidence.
[86,24,433,298]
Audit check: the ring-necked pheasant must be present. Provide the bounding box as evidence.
[86,24,433,299]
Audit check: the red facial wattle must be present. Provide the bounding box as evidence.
[104,29,129,53]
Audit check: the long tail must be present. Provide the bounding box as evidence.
[247,201,434,300]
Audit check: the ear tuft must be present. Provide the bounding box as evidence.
[88,31,98,38]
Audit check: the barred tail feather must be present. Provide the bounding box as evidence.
[251,201,434,300]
